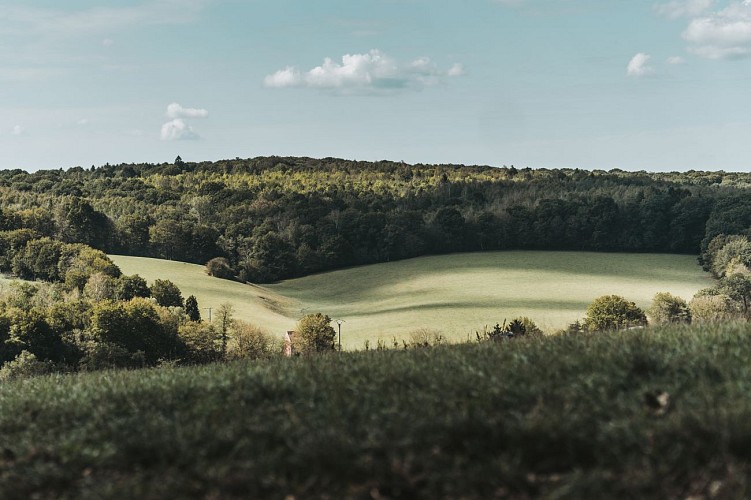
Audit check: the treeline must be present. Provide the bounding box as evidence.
[1,156,751,282]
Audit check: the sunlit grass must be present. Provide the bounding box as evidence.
[111,251,711,347]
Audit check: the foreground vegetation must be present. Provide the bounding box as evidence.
[112,251,710,344]
[1,323,751,498]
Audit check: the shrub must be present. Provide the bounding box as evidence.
[408,328,445,348]
[292,313,335,355]
[206,257,235,280]
[227,321,280,360]
[0,350,56,381]
[647,292,691,325]
[689,294,742,323]
[583,295,647,332]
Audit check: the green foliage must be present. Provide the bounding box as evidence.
[3,324,751,497]
[226,321,279,360]
[116,274,150,301]
[293,313,336,355]
[185,295,200,322]
[150,279,183,308]
[90,298,181,365]
[0,350,55,381]
[584,295,647,332]
[83,272,117,302]
[3,156,749,285]
[647,292,691,325]
[688,294,742,324]
[205,257,234,280]
[177,321,221,364]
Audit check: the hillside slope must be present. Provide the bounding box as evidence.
[111,251,711,346]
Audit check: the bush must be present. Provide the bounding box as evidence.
[689,294,742,323]
[206,257,235,280]
[647,292,691,325]
[292,313,335,355]
[408,328,445,348]
[583,295,647,332]
[227,321,280,360]
[0,350,56,381]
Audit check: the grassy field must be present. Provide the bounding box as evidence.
[111,252,711,347]
[2,323,751,498]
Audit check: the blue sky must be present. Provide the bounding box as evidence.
[1,0,750,171]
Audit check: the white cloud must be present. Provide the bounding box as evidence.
[11,125,25,136]
[627,53,654,77]
[264,67,303,88]
[76,118,90,126]
[160,119,199,141]
[102,38,114,47]
[166,102,209,119]
[264,50,464,93]
[448,63,466,77]
[667,55,686,64]
[683,1,751,59]
[655,0,714,19]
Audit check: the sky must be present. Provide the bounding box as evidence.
[1,0,751,172]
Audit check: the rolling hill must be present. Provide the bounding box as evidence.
[110,251,711,348]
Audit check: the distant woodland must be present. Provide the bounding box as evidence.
[1,156,750,283]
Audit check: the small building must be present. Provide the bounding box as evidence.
[284,331,295,357]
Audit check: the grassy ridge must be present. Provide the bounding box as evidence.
[111,251,711,346]
[1,324,751,498]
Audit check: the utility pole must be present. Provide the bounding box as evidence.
[336,319,344,351]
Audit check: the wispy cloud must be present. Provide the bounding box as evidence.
[0,0,210,38]
[683,1,751,59]
[667,55,686,64]
[627,53,654,77]
[264,50,464,93]
[11,125,25,136]
[166,103,209,119]
[655,0,713,19]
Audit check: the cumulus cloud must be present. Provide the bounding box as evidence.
[160,118,199,141]
[264,50,464,93]
[166,102,209,119]
[683,0,751,59]
[160,102,207,140]
[627,53,654,77]
[655,0,714,19]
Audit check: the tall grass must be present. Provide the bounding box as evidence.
[1,323,750,498]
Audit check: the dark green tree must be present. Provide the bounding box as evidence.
[150,279,184,308]
[185,295,201,322]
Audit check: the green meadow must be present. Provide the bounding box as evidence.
[110,251,711,347]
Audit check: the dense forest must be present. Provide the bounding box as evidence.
[0,156,750,284]
[0,156,750,374]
